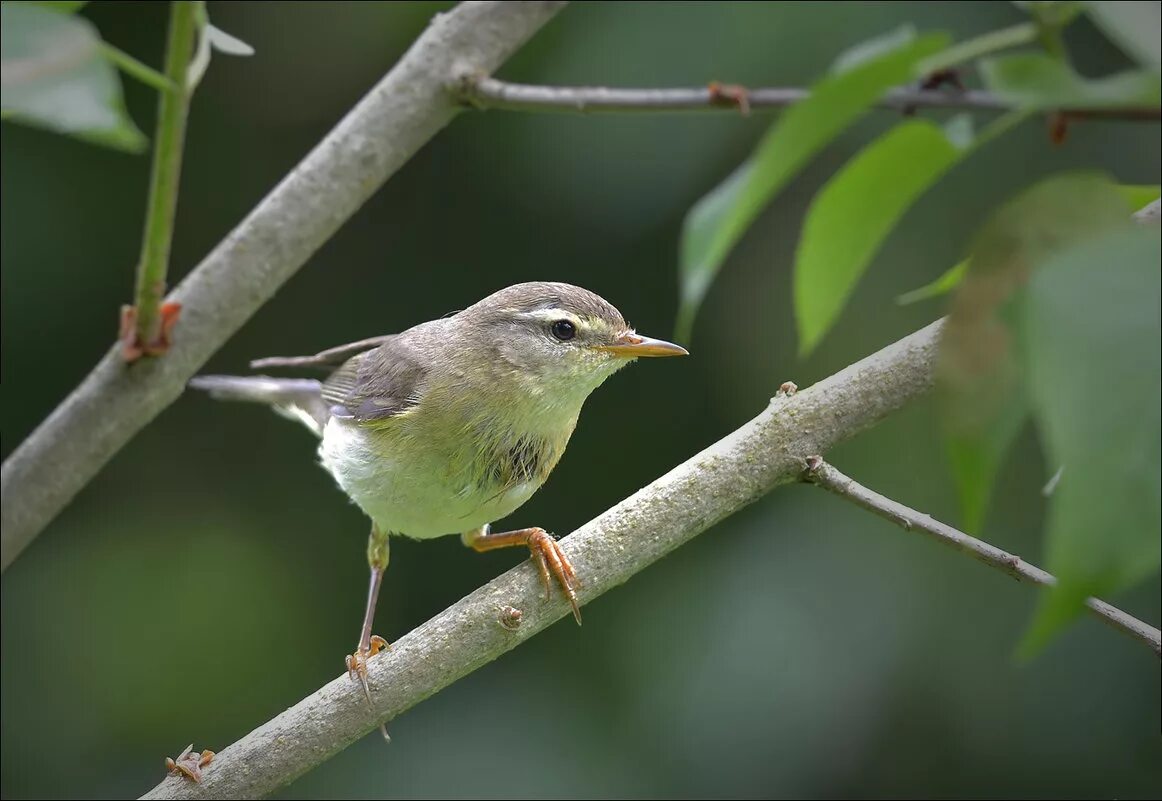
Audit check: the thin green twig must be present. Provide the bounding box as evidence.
[97,41,176,94]
[131,1,200,355]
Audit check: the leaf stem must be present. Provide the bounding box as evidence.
[131,1,200,354]
[97,41,176,94]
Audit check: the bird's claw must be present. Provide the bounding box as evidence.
[346,634,391,742]
[346,634,390,691]
[526,528,582,625]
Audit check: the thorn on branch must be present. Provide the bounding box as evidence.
[804,454,824,475]
[708,81,751,116]
[120,301,182,363]
[164,744,215,783]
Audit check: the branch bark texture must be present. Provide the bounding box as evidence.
[140,319,944,800]
[458,76,1162,120]
[0,1,567,571]
[805,460,1161,656]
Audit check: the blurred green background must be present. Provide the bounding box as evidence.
[2,2,1159,798]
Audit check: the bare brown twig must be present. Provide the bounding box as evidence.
[804,459,1161,656]
[457,75,1162,120]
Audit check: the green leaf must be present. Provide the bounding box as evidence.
[18,1,90,12]
[792,108,1024,356]
[896,259,969,305]
[1018,225,1161,656]
[898,184,1158,306]
[1085,1,1161,71]
[0,3,145,152]
[917,22,1038,75]
[980,52,1160,109]
[675,29,951,342]
[1021,1,1086,27]
[939,173,1135,537]
[946,385,1028,534]
[1119,184,1162,211]
[831,25,918,74]
[794,120,962,355]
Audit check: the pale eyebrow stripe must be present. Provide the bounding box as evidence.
[514,308,580,324]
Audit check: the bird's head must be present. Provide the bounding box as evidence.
[457,282,688,405]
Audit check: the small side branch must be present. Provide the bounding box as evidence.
[126,1,200,359]
[803,458,1161,656]
[458,76,1162,120]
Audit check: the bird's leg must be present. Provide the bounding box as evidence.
[345,523,391,741]
[462,525,581,625]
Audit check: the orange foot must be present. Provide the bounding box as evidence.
[346,634,391,742]
[346,634,390,693]
[165,743,215,784]
[525,528,581,625]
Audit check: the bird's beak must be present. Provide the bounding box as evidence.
[596,331,689,358]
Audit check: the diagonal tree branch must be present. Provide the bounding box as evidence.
[142,320,944,799]
[456,75,1162,120]
[138,315,1159,800]
[0,0,568,572]
[803,459,1161,656]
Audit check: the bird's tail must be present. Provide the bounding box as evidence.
[188,375,329,437]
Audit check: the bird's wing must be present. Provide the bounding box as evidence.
[320,334,429,423]
[248,335,394,371]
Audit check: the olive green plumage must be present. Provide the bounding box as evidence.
[190,282,686,542]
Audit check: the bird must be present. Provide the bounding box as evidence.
[188,281,688,719]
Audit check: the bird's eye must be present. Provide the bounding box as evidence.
[550,319,577,341]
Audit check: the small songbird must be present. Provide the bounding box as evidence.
[189,282,687,709]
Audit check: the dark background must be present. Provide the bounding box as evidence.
[3,2,1159,798]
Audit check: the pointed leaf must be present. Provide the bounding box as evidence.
[10,1,91,11]
[939,173,1135,537]
[945,384,1028,533]
[1085,1,1161,71]
[1019,225,1161,655]
[898,184,1158,306]
[1119,184,1162,211]
[896,259,969,305]
[831,25,918,74]
[0,3,145,152]
[675,29,950,341]
[794,119,962,354]
[980,52,1160,109]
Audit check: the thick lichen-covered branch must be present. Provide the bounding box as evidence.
[0,0,567,571]
[141,319,945,799]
